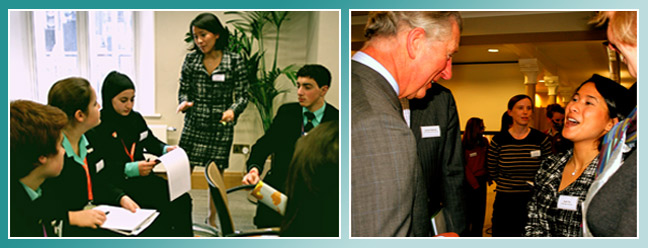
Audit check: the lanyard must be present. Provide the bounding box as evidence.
[81,157,93,201]
[121,139,136,162]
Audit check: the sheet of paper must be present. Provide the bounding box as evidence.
[157,147,191,201]
[94,205,159,235]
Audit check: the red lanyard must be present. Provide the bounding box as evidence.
[81,157,93,201]
[121,139,136,162]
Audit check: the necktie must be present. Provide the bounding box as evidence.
[304,112,315,132]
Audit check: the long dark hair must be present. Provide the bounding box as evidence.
[499,110,512,133]
[189,13,229,52]
[281,120,339,237]
[463,117,486,150]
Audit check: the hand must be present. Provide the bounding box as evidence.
[220,109,235,123]
[166,145,177,153]
[138,160,157,176]
[241,168,260,185]
[120,195,140,213]
[176,101,194,113]
[68,209,106,229]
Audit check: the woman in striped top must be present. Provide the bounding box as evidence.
[487,94,552,237]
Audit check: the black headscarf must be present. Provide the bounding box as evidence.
[99,71,139,144]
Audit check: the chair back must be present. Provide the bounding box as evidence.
[205,161,235,236]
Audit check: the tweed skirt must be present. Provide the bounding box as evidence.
[178,122,233,170]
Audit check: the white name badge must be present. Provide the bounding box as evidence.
[139,131,148,141]
[469,152,478,158]
[530,150,541,157]
[87,147,94,154]
[96,159,104,173]
[557,195,579,211]
[421,125,441,138]
[212,74,225,82]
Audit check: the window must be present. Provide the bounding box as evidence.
[9,10,155,115]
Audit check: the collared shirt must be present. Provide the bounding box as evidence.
[62,133,89,165]
[352,51,399,96]
[302,103,327,128]
[20,182,42,201]
[525,150,599,237]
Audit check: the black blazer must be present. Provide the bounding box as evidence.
[41,134,123,216]
[247,102,338,227]
[10,180,56,237]
[409,83,467,234]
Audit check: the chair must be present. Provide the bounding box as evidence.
[197,161,279,237]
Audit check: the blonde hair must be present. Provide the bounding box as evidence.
[591,11,637,46]
[364,11,462,41]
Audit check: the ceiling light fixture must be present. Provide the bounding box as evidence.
[488,48,499,53]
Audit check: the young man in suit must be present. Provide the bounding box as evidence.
[242,64,339,228]
[351,11,462,237]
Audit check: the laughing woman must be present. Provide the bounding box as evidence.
[486,94,553,237]
[524,74,631,237]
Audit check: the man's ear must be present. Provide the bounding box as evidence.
[74,109,85,123]
[37,155,48,166]
[320,85,329,96]
[406,27,427,59]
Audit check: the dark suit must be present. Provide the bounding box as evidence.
[10,180,56,237]
[247,102,339,228]
[351,61,430,237]
[409,83,467,234]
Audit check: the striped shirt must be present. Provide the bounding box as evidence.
[487,128,552,193]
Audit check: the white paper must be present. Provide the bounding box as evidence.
[94,205,159,236]
[157,147,191,201]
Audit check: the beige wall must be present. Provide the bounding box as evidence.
[145,11,339,173]
[441,63,526,133]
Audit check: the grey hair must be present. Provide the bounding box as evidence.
[364,11,462,41]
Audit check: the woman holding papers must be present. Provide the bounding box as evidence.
[42,77,135,236]
[524,75,631,237]
[88,71,193,237]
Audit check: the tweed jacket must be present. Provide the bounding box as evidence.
[351,61,429,237]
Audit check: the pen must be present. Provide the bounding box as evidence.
[104,211,110,215]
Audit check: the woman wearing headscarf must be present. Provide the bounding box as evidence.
[89,71,193,236]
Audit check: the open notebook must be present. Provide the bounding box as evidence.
[93,205,159,236]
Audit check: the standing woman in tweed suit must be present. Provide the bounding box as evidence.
[177,13,249,171]
[177,13,249,227]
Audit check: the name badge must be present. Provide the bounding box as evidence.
[557,195,579,211]
[140,131,148,141]
[212,74,225,82]
[530,150,541,157]
[96,159,104,173]
[421,125,441,138]
[469,152,478,158]
[87,147,94,154]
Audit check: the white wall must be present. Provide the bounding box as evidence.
[146,11,339,172]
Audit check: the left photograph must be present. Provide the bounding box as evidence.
[9,10,340,238]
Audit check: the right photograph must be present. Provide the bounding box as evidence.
[350,11,637,237]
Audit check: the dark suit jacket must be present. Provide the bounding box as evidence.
[247,102,339,227]
[10,180,56,237]
[351,61,430,237]
[409,83,467,234]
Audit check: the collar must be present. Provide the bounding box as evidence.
[62,133,89,166]
[20,181,42,201]
[303,102,327,122]
[352,51,399,96]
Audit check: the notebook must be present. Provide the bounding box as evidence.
[93,205,159,236]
